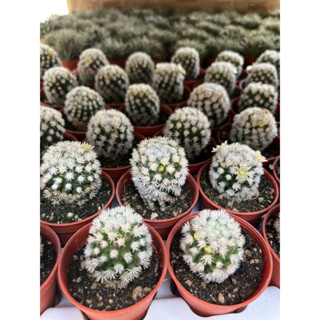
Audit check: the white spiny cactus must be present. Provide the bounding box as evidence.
[246,63,278,88]
[215,50,244,79]
[40,44,61,80]
[256,50,280,77]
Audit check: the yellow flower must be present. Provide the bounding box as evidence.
[82,143,94,154]
[158,165,165,172]
[258,120,265,128]
[204,246,213,253]
[255,151,266,162]
[237,165,250,179]
[193,233,198,240]
[220,162,226,169]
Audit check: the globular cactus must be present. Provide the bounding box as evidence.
[84,206,153,288]
[256,50,280,77]
[246,63,278,88]
[64,86,105,131]
[125,52,154,85]
[124,84,160,126]
[40,141,102,206]
[43,67,77,105]
[163,107,210,160]
[40,43,61,80]
[230,107,278,151]
[188,83,230,127]
[180,209,245,283]
[204,62,237,95]
[95,65,129,103]
[130,137,189,212]
[209,142,265,201]
[171,47,200,81]
[86,109,134,158]
[153,63,186,103]
[215,50,244,79]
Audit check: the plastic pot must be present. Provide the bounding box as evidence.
[162,85,191,110]
[105,102,125,110]
[206,57,215,67]
[116,170,199,240]
[109,58,127,69]
[262,204,280,288]
[63,131,78,142]
[40,89,64,112]
[184,68,205,90]
[197,161,279,226]
[166,211,273,316]
[40,81,43,91]
[273,156,280,186]
[40,172,115,247]
[40,223,61,314]
[244,56,256,68]
[61,59,79,71]
[58,222,168,320]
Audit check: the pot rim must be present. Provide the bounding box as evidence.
[272,156,280,185]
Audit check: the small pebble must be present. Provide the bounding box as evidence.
[185,280,192,287]
[218,293,225,304]
[67,212,74,219]
[132,286,143,301]
[258,197,264,204]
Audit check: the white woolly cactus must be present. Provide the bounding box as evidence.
[209,142,265,202]
[40,43,61,80]
[171,47,200,81]
[40,141,102,206]
[215,50,244,79]
[230,107,278,151]
[256,50,280,76]
[246,63,278,88]
[188,83,230,127]
[95,65,129,103]
[86,109,134,158]
[204,62,237,95]
[238,82,278,114]
[153,63,186,103]
[180,209,245,283]
[125,52,154,85]
[43,67,77,105]
[130,137,189,212]
[64,86,105,131]
[125,84,160,126]
[163,107,210,160]
[84,206,153,288]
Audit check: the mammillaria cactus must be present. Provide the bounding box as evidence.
[153,63,186,103]
[180,209,245,283]
[163,107,210,160]
[43,67,77,105]
[84,206,153,288]
[130,137,189,212]
[125,52,154,85]
[40,141,102,205]
[230,107,278,151]
[95,65,129,103]
[40,44,61,80]
[124,84,160,126]
[171,47,200,81]
[256,50,280,77]
[246,63,278,88]
[215,50,244,79]
[188,83,230,127]
[204,62,236,95]
[86,109,134,158]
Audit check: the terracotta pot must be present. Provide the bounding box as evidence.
[238,68,248,81]
[244,56,256,68]
[184,68,205,90]
[162,85,191,110]
[272,156,280,186]
[166,211,273,316]
[58,222,168,320]
[206,57,215,67]
[262,204,280,288]
[41,172,115,247]
[109,58,127,69]
[116,170,199,240]
[40,38,43,43]
[40,81,43,91]
[63,131,78,142]
[197,162,279,226]
[40,223,61,314]
[40,89,64,112]
[61,59,79,71]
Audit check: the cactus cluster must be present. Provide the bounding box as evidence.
[180,209,245,283]
[40,44,61,80]
[256,50,280,77]
[209,142,265,201]
[84,206,153,288]
[215,50,244,79]
[40,141,102,205]
[230,107,278,151]
[246,63,278,88]
[130,137,189,212]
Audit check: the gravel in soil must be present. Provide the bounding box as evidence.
[40,178,112,224]
[200,167,275,213]
[123,109,169,127]
[40,234,56,285]
[170,229,264,305]
[266,214,280,257]
[121,181,193,220]
[67,247,161,311]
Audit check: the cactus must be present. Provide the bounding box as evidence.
[209,142,265,201]
[86,109,134,158]
[163,107,210,160]
[43,66,77,105]
[256,50,280,77]
[84,206,153,288]
[245,63,278,88]
[64,86,105,131]
[40,44,61,81]
[188,83,230,127]
[40,141,102,206]
[124,84,160,126]
[215,50,244,79]
[130,137,189,212]
[180,209,245,283]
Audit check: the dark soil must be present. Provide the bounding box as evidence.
[64,116,84,133]
[189,142,214,165]
[40,234,56,285]
[67,247,160,311]
[123,109,169,127]
[266,214,280,257]
[170,229,264,305]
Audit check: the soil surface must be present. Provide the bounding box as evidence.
[266,214,280,257]
[40,234,56,285]
[188,142,214,165]
[123,109,169,127]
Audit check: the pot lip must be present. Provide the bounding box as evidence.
[116,170,199,224]
[58,222,168,316]
[40,171,115,228]
[272,156,280,185]
[63,131,78,141]
[166,211,273,310]
[197,161,279,217]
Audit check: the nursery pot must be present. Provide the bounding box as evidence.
[40,172,115,247]
[109,58,127,69]
[63,131,78,142]
[58,222,168,320]
[184,68,205,90]
[116,170,199,240]
[61,59,79,71]
[166,212,273,317]
[272,156,280,186]
[262,204,280,288]
[40,89,64,112]
[244,56,256,68]
[105,102,125,110]
[163,85,191,110]
[197,161,279,226]
[40,223,61,315]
